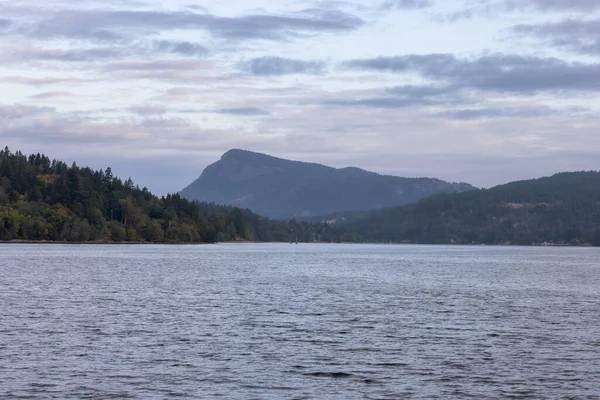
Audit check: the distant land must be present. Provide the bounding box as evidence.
[3,147,599,246]
[336,171,600,246]
[0,148,343,243]
[180,149,476,219]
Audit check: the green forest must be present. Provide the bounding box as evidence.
[0,148,343,243]
[3,147,599,246]
[340,171,600,246]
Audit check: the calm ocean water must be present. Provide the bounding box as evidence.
[1,243,599,399]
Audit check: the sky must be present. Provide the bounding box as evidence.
[1,0,600,194]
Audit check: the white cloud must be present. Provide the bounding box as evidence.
[0,0,599,194]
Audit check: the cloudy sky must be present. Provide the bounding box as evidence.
[1,0,600,194]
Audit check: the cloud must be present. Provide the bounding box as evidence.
[38,47,125,62]
[103,59,214,71]
[153,40,209,57]
[30,91,74,99]
[384,84,458,97]
[0,104,55,120]
[12,9,364,43]
[3,0,600,195]
[438,106,555,120]
[241,56,326,75]
[130,105,167,115]
[381,0,433,10]
[0,106,220,147]
[325,97,433,108]
[344,53,452,72]
[99,60,216,83]
[216,107,271,116]
[503,0,600,12]
[344,53,600,94]
[22,20,127,42]
[324,84,464,108]
[513,19,600,55]
[2,76,92,86]
[148,87,196,102]
[445,0,600,21]
[4,42,208,66]
[1,46,127,64]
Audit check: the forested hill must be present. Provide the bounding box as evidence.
[6,147,597,246]
[180,149,475,219]
[0,148,344,243]
[339,171,600,246]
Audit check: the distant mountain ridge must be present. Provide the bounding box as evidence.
[180,149,476,218]
[338,171,600,246]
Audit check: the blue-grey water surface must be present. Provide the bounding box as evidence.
[1,243,599,399]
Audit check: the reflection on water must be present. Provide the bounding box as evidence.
[1,243,599,399]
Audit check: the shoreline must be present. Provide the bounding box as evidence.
[0,240,596,247]
[0,240,217,245]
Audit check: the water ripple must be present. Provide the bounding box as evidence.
[1,243,600,399]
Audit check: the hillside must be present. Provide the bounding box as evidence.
[180,149,475,218]
[5,147,598,246]
[339,171,600,246]
[0,148,346,243]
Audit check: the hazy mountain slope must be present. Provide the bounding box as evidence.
[339,171,600,245]
[180,149,476,219]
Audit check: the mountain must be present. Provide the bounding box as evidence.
[0,147,347,243]
[5,146,597,246]
[339,171,600,246]
[180,149,476,218]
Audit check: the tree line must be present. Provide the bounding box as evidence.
[0,148,345,243]
[339,171,600,246]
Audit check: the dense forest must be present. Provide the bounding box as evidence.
[0,148,344,243]
[339,171,600,246]
[3,147,599,246]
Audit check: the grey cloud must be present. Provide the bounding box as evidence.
[325,84,460,109]
[37,47,125,62]
[344,54,454,73]
[216,107,270,116]
[444,9,474,21]
[103,59,213,71]
[154,40,209,57]
[0,104,55,119]
[147,87,196,102]
[1,118,131,146]
[446,0,600,21]
[186,5,209,12]
[9,43,204,66]
[344,53,600,93]
[504,0,600,12]
[241,56,326,75]
[438,107,554,120]
[381,0,433,10]
[30,91,73,99]
[139,117,191,129]
[0,108,195,147]
[384,84,458,97]
[213,10,364,39]
[2,76,91,86]
[130,105,167,115]
[325,97,434,108]
[0,18,11,29]
[118,70,211,83]
[513,19,600,55]
[26,23,127,42]
[15,9,363,43]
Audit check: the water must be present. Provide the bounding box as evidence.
[1,243,599,399]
